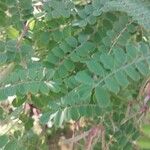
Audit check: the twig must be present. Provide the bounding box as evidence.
[16,21,30,68]
[59,130,90,144]
[85,125,105,150]
[138,77,150,100]
[16,22,29,49]
[101,129,108,150]
[109,114,116,133]
[47,23,70,32]
[108,20,133,54]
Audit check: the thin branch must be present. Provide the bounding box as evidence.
[138,77,150,100]
[47,23,70,32]
[16,21,29,49]
[59,130,90,144]
[15,21,30,68]
[101,129,107,150]
[85,125,108,150]
[108,20,133,54]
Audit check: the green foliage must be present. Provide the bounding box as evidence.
[0,0,150,149]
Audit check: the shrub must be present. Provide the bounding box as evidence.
[0,0,150,149]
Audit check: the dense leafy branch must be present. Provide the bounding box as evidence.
[0,0,150,149]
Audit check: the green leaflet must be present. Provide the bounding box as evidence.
[56,65,68,78]
[102,36,112,47]
[100,53,114,70]
[12,97,25,107]
[59,42,72,53]
[140,42,149,56]
[64,75,78,89]
[52,47,64,59]
[125,65,141,81]
[63,59,75,71]
[75,41,95,57]
[105,76,120,93]
[136,61,149,76]
[95,86,111,107]
[0,135,8,148]
[75,71,93,85]
[61,84,93,105]
[4,139,18,150]
[0,89,7,100]
[115,71,129,88]
[126,44,138,60]
[65,36,78,48]
[113,48,126,67]
[5,40,17,52]
[69,107,80,120]
[39,83,49,95]
[47,53,60,65]
[86,60,105,76]
[7,26,19,39]
[54,110,65,127]
[87,15,97,25]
